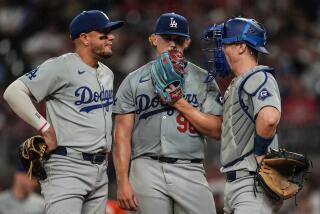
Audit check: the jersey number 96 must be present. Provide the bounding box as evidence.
[176,113,196,134]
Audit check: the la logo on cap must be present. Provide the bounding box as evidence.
[170,17,177,28]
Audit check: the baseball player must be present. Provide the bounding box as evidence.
[112,12,223,214]
[3,10,124,214]
[204,18,282,213]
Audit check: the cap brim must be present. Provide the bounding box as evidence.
[156,32,190,38]
[104,21,124,31]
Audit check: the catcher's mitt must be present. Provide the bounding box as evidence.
[19,136,49,180]
[150,50,187,104]
[255,148,311,201]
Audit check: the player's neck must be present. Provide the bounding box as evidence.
[75,49,99,69]
[233,58,258,76]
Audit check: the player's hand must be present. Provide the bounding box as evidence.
[117,180,139,211]
[42,126,58,153]
[255,155,265,165]
[165,84,184,106]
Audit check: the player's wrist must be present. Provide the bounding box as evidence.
[116,176,130,185]
[38,122,50,134]
[254,133,274,155]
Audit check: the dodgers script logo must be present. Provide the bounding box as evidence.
[74,86,113,113]
[136,93,199,120]
[170,17,177,28]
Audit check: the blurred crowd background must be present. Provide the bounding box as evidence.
[0,0,319,213]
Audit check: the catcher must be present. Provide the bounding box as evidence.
[203,17,310,214]
[112,12,223,214]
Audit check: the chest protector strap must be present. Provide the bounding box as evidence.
[238,67,275,124]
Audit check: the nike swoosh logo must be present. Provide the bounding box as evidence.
[78,70,86,75]
[139,77,150,83]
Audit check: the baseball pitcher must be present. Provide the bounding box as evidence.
[112,12,223,214]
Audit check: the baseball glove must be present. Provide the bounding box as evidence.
[18,135,49,180]
[255,148,311,200]
[150,50,187,104]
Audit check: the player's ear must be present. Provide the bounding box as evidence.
[149,34,157,48]
[79,33,89,46]
[238,43,247,55]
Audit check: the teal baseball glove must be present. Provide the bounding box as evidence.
[150,50,187,104]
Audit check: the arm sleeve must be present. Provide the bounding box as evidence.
[3,79,50,132]
[202,80,223,116]
[113,75,136,114]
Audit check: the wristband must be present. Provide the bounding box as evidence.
[254,133,274,155]
[38,122,50,133]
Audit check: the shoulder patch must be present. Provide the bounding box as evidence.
[25,68,38,80]
[258,88,272,101]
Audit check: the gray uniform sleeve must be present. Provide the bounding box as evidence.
[202,80,223,116]
[251,74,281,116]
[113,74,135,114]
[19,57,67,103]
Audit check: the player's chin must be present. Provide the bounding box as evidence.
[100,50,113,59]
[104,52,113,58]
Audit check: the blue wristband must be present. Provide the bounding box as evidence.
[254,133,274,155]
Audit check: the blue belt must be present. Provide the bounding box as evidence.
[52,146,106,164]
[149,156,203,164]
[225,170,255,182]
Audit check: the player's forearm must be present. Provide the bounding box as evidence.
[3,79,50,133]
[113,139,131,184]
[173,98,222,139]
[113,114,134,184]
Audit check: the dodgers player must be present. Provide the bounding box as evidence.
[112,12,223,214]
[204,18,282,213]
[3,10,124,214]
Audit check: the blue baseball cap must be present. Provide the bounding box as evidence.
[70,10,124,40]
[154,12,190,37]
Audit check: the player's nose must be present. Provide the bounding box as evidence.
[107,33,115,41]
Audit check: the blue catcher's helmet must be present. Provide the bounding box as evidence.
[202,17,268,81]
[222,17,269,54]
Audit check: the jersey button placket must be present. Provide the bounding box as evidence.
[160,112,167,154]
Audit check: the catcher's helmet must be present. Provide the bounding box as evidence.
[222,17,269,54]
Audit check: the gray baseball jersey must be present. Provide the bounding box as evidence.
[19,53,113,153]
[113,61,223,159]
[220,65,281,172]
